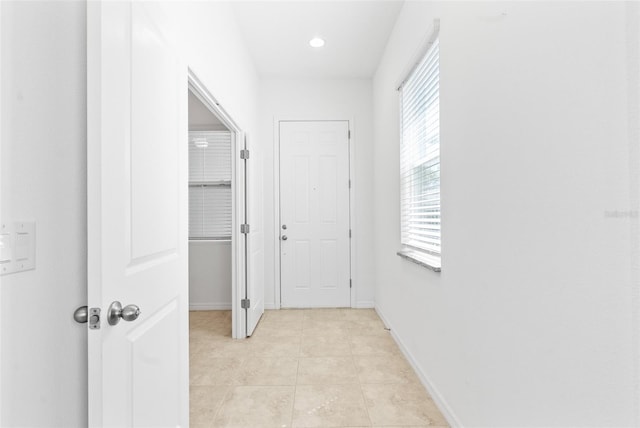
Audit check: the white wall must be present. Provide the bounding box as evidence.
[189,241,232,309]
[169,2,259,136]
[373,1,639,426]
[0,2,88,426]
[258,78,375,309]
[0,1,260,425]
[171,2,263,322]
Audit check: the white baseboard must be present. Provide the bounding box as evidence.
[262,302,374,310]
[375,304,463,428]
[354,300,375,308]
[189,303,231,311]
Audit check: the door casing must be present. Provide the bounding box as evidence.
[273,117,357,309]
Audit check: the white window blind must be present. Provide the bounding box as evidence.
[189,131,232,240]
[399,36,440,261]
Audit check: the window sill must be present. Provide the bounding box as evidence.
[397,249,441,272]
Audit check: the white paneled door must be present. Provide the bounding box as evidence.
[279,121,351,308]
[87,2,188,427]
[245,135,265,335]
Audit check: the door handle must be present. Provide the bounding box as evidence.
[107,301,141,326]
[74,306,88,323]
[281,235,288,241]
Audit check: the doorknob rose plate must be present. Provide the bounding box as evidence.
[108,301,142,326]
[108,301,123,326]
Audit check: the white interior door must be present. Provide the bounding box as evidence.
[87,2,188,427]
[244,135,264,335]
[279,121,351,308]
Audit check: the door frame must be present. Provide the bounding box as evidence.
[0,1,4,421]
[272,117,357,309]
[188,70,246,339]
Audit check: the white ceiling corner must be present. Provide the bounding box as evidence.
[231,1,404,79]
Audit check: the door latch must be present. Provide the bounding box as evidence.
[74,306,101,330]
[89,308,101,330]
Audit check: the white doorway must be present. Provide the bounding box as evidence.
[279,120,352,308]
[188,72,264,339]
[187,89,234,322]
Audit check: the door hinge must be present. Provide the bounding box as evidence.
[241,224,250,234]
[348,130,351,139]
[240,149,250,159]
[348,179,351,189]
[349,229,352,238]
[349,279,352,289]
[241,299,250,309]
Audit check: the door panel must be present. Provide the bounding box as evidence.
[280,121,350,308]
[294,240,311,290]
[319,156,337,223]
[130,300,179,427]
[87,2,188,426]
[130,4,179,261]
[320,240,338,289]
[294,157,310,223]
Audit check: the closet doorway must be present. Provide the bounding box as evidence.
[188,89,233,321]
[187,73,248,339]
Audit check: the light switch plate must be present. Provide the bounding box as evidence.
[0,234,12,263]
[0,224,14,275]
[0,221,36,276]
[14,233,30,261]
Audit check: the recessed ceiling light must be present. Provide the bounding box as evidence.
[309,37,325,48]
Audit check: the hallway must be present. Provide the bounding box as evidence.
[2,2,637,425]
[190,309,448,427]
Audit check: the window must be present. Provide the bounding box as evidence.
[188,131,232,240]
[398,31,441,272]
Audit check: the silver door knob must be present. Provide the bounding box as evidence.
[107,301,141,326]
[281,235,288,241]
[73,306,88,323]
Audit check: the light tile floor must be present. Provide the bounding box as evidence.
[190,309,448,428]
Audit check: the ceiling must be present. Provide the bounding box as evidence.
[231,1,404,79]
